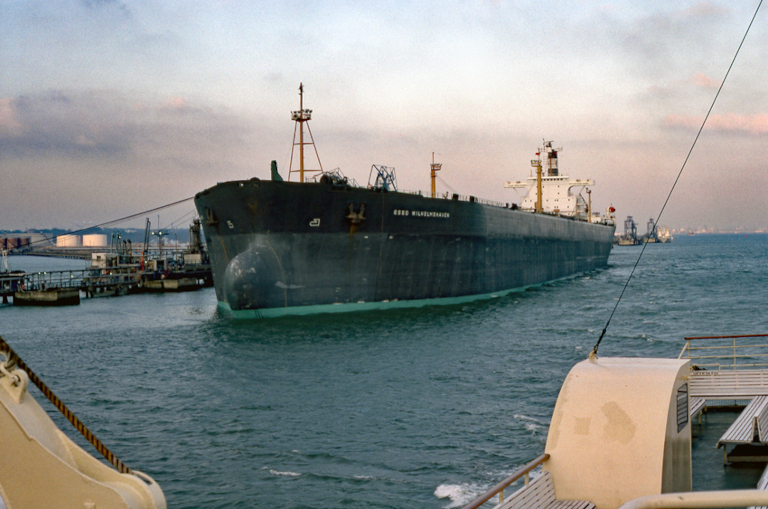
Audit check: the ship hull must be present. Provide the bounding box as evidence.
[194,178,615,318]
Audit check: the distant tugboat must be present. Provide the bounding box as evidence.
[194,85,616,318]
[657,225,674,243]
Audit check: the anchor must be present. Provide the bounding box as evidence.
[345,203,366,224]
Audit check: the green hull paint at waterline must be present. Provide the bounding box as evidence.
[216,280,555,318]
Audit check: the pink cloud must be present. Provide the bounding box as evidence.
[164,96,187,110]
[665,113,768,134]
[664,114,701,129]
[683,1,727,18]
[690,72,719,88]
[0,98,23,136]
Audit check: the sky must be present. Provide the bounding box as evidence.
[2,0,768,232]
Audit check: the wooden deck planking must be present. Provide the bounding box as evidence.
[717,396,768,447]
[690,396,706,418]
[495,471,595,509]
[550,501,596,509]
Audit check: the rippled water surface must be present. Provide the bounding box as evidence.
[2,234,768,508]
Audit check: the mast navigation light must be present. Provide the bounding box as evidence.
[288,83,323,182]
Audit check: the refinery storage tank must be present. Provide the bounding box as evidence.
[83,234,108,247]
[56,234,82,247]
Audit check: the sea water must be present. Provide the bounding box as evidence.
[2,234,767,508]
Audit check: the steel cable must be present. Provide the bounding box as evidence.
[591,0,764,357]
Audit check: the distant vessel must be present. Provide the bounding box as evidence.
[640,218,673,244]
[194,85,616,318]
[657,225,673,243]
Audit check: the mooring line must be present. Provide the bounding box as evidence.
[0,334,132,474]
[9,196,195,251]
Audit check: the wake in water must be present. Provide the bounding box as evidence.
[434,467,546,508]
[434,482,488,508]
[263,466,302,477]
[513,413,549,439]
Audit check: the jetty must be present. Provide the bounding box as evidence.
[614,216,672,245]
[1,263,212,306]
[1,219,212,306]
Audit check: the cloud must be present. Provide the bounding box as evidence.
[0,90,251,161]
[664,113,768,134]
[690,72,719,88]
[81,0,131,19]
[0,92,130,158]
[0,98,23,136]
[0,89,267,229]
[163,96,188,111]
[682,1,728,18]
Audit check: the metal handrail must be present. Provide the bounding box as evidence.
[684,335,768,340]
[618,489,768,509]
[692,363,768,370]
[686,343,768,351]
[462,453,549,509]
[686,353,768,360]
[679,335,768,369]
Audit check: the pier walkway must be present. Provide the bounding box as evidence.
[1,264,212,306]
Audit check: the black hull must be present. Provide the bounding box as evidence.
[194,179,615,317]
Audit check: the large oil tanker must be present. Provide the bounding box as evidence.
[194,86,616,318]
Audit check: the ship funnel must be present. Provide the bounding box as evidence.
[545,141,559,177]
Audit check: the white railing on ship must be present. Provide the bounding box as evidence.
[461,453,549,509]
[678,334,768,370]
[460,454,768,509]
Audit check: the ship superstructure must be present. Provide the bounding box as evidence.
[504,141,594,220]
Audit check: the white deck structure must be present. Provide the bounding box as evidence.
[504,141,594,220]
[463,334,768,509]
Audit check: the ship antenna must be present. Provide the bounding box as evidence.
[590,0,763,359]
[288,83,323,182]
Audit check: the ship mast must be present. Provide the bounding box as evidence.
[430,152,442,198]
[531,152,543,213]
[288,83,323,182]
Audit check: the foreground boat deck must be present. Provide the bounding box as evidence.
[464,334,768,509]
[692,406,767,491]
